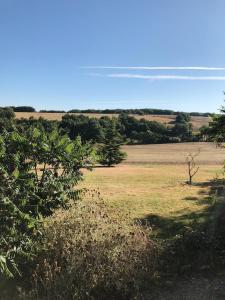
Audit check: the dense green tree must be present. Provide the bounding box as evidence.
[175,113,191,123]
[171,112,193,141]
[208,106,225,144]
[118,113,170,143]
[60,114,104,142]
[171,122,193,141]
[199,125,211,141]
[98,123,126,167]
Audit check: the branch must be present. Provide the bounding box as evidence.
[40,163,46,184]
[34,162,38,182]
[191,166,199,177]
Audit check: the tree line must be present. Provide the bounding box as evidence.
[8,105,211,117]
[1,106,213,145]
[17,111,199,144]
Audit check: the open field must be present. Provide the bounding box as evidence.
[82,142,225,238]
[122,142,225,165]
[15,112,210,131]
[83,165,219,219]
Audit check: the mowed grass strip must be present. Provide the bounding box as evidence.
[15,112,210,131]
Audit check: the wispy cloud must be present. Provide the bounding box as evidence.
[93,73,225,81]
[83,66,225,71]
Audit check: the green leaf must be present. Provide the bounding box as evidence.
[0,255,13,278]
[12,168,19,178]
[58,135,68,146]
[33,128,41,138]
[49,130,58,141]
[42,143,49,151]
[65,143,74,153]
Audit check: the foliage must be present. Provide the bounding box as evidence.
[175,112,191,123]
[1,105,211,116]
[68,108,211,117]
[118,113,170,144]
[171,113,193,141]
[98,122,126,166]
[0,107,15,133]
[60,114,104,142]
[57,112,197,145]
[0,128,93,278]
[171,123,193,141]
[199,125,211,141]
[19,195,157,300]
[11,106,36,112]
[40,110,66,113]
[7,110,200,145]
[208,111,225,145]
[16,117,58,134]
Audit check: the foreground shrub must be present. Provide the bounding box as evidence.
[0,128,93,278]
[21,195,157,300]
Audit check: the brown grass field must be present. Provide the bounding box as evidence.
[15,112,210,131]
[81,142,224,238]
[122,142,224,165]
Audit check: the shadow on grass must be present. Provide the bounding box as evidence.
[140,209,213,239]
[139,179,225,240]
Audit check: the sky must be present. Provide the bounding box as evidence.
[1,0,225,112]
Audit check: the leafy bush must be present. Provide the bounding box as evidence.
[0,107,15,133]
[0,128,93,278]
[20,195,158,300]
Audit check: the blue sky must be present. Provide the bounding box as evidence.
[1,0,225,112]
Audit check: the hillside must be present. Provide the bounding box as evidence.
[15,112,210,131]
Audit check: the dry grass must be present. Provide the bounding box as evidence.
[82,164,220,220]
[15,112,119,121]
[15,112,210,130]
[122,142,224,165]
[81,143,224,238]
[20,196,156,299]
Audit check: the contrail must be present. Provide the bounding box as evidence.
[106,73,225,80]
[83,66,225,71]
